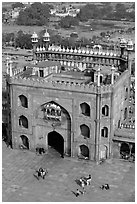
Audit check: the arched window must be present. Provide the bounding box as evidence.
[20,135,29,149]
[80,124,90,138]
[19,115,28,128]
[100,75,103,84]
[102,105,109,116]
[18,95,28,108]
[101,127,108,138]
[43,102,62,121]
[80,102,90,116]
[79,144,89,158]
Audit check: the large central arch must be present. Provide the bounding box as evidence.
[48,131,64,156]
[40,101,71,156]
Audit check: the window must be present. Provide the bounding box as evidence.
[18,95,28,108]
[102,105,109,116]
[80,103,90,116]
[39,69,44,77]
[20,135,29,149]
[43,102,61,121]
[80,124,90,138]
[19,115,28,128]
[101,127,108,138]
[79,144,89,158]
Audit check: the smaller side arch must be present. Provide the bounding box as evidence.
[102,105,109,116]
[80,124,90,138]
[18,95,28,108]
[78,144,89,159]
[19,115,28,129]
[80,102,90,116]
[101,127,108,138]
[20,135,29,149]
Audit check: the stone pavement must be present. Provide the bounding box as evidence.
[2,142,135,202]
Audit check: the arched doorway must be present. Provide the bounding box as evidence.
[120,142,130,159]
[41,101,71,156]
[48,131,64,156]
[79,144,89,158]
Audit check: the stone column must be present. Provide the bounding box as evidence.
[111,65,115,85]
[9,60,13,77]
[95,68,101,162]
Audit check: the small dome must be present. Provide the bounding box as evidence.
[102,52,105,55]
[110,51,113,56]
[55,46,59,51]
[120,38,126,44]
[31,32,38,39]
[127,39,133,46]
[52,45,55,51]
[42,46,45,51]
[78,48,81,54]
[70,47,73,53]
[86,49,89,54]
[90,49,93,54]
[43,29,50,38]
[62,47,66,52]
[82,49,85,54]
[48,45,51,51]
[66,47,70,52]
[39,46,43,51]
[36,47,40,52]
[74,47,77,53]
[59,46,62,52]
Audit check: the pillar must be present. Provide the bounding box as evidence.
[111,65,115,85]
[95,67,101,161]
[9,60,13,77]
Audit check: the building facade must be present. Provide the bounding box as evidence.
[6,31,135,161]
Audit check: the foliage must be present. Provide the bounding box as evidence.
[2,33,14,43]
[12,2,24,9]
[15,30,32,49]
[59,16,79,28]
[2,7,7,12]
[76,3,135,22]
[16,2,51,26]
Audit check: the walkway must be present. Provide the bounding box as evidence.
[2,142,135,202]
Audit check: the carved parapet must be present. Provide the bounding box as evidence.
[100,84,112,93]
[120,123,135,129]
[8,75,98,94]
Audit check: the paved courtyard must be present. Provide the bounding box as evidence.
[2,141,135,202]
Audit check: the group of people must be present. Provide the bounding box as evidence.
[75,174,110,197]
[75,174,92,197]
[36,167,48,180]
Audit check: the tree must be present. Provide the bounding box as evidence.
[15,30,32,49]
[114,3,127,19]
[16,2,51,26]
[12,2,24,9]
[59,16,79,28]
